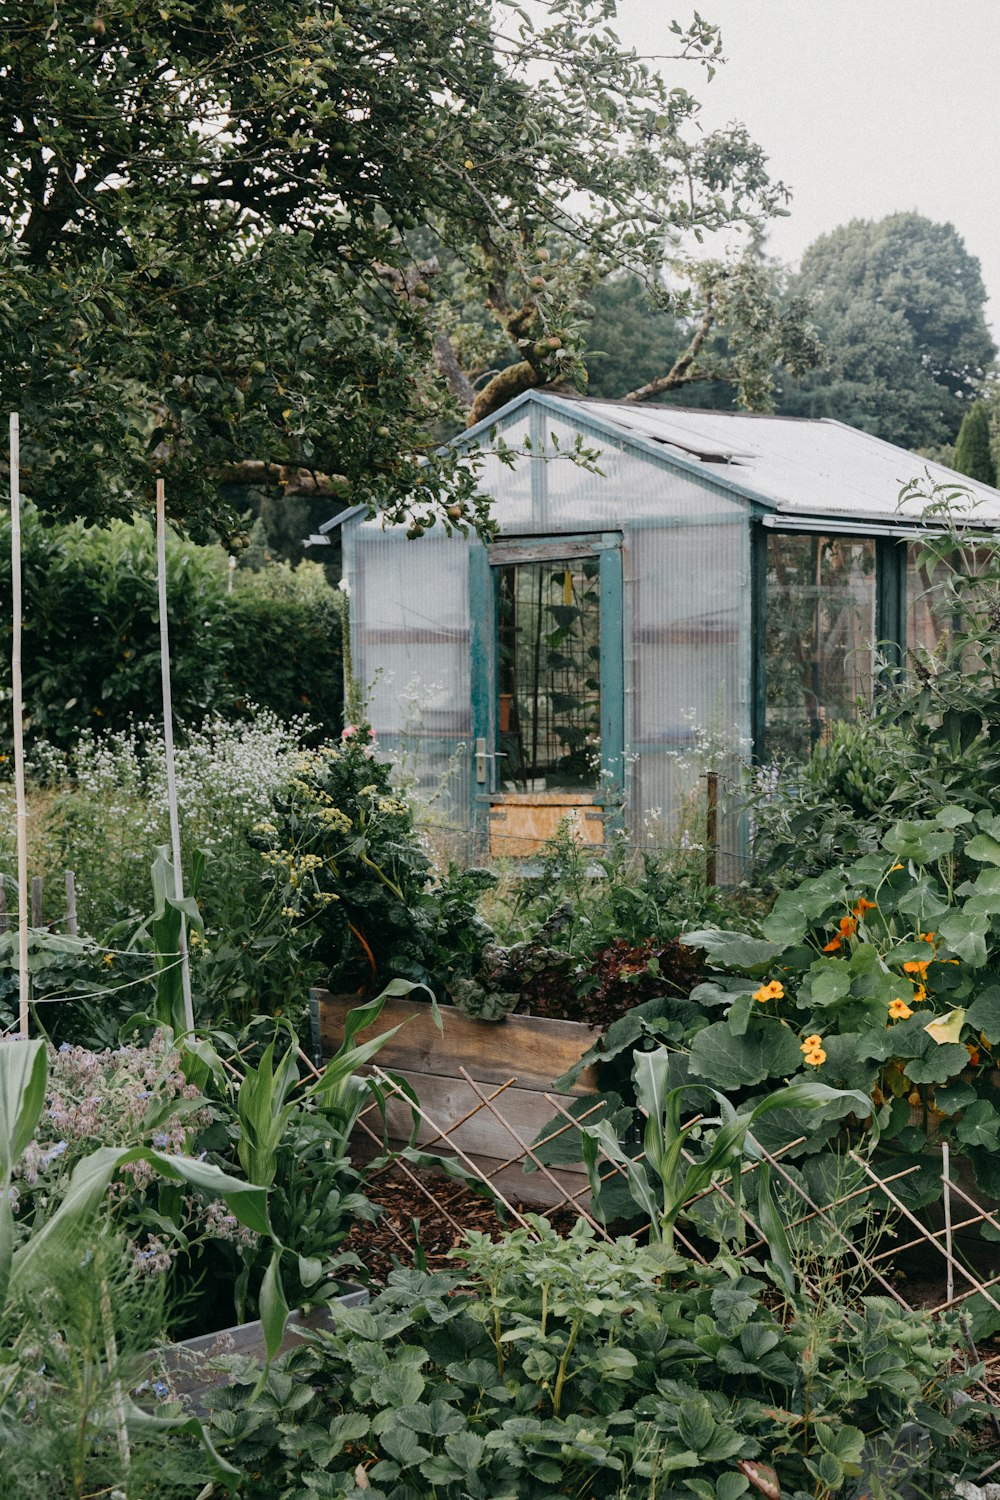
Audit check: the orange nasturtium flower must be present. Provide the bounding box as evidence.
[800,1034,823,1053]
[919,932,937,946]
[967,1043,982,1065]
[803,1046,827,1067]
[752,980,785,1003]
[823,936,842,953]
[903,959,929,980]
[838,916,857,938]
[853,898,877,917]
[912,984,928,1003]
[888,998,913,1021]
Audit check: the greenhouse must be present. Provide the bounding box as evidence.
[316,390,1000,870]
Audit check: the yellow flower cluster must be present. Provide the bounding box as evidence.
[261,849,326,888]
[316,806,353,833]
[800,1033,826,1066]
[752,980,784,1004]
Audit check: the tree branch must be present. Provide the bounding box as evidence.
[432,331,475,408]
[623,293,716,403]
[217,461,350,497]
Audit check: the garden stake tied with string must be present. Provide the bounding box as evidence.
[9,413,29,1038]
[155,476,195,1034]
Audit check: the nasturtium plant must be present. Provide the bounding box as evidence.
[682,805,1000,1206]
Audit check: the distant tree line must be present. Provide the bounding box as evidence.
[576,212,999,464]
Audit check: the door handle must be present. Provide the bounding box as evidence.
[474,738,506,784]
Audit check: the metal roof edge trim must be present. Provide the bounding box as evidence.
[760,514,924,540]
[318,504,367,535]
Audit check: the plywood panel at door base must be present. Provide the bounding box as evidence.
[488,793,604,858]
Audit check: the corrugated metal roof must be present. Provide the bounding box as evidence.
[576,399,1000,526]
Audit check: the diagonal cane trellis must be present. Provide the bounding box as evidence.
[339,1062,1000,1475]
[347,1061,1000,1329]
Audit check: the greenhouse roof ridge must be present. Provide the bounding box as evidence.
[460,390,1000,529]
[319,390,1000,537]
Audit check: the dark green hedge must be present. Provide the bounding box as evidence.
[0,507,342,747]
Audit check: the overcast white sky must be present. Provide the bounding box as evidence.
[611,0,1000,341]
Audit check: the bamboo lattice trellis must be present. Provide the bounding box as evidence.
[347,1061,1000,1324]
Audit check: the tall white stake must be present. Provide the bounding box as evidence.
[10,415,29,1038]
[155,478,194,1033]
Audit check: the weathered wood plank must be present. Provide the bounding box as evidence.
[358,1068,590,1172]
[315,992,599,1095]
[488,797,604,857]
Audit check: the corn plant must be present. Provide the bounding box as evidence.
[581,1046,875,1281]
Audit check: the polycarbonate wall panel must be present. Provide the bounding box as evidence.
[472,448,534,532]
[345,524,473,822]
[543,418,746,529]
[627,517,751,882]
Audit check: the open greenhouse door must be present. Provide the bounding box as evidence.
[470,533,623,858]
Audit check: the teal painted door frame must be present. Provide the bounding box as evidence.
[468,533,625,851]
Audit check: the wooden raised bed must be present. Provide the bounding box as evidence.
[311,990,600,1209]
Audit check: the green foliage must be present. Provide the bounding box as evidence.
[0,712,321,1023]
[782,213,996,448]
[193,993,407,1326]
[255,724,489,998]
[579,1044,870,1264]
[206,1220,986,1499]
[2,989,405,1351]
[0,507,343,750]
[0,1035,270,1327]
[539,253,824,415]
[0,1235,228,1498]
[952,401,997,486]
[0,0,787,540]
[452,824,732,1024]
[224,562,344,734]
[500,823,733,955]
[681,805,1000,1211]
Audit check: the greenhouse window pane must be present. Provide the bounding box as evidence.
[764,534,876,759]
[496,556,601,790]
[906,539,994,671]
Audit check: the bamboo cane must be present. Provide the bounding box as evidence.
[10,414,29,1037]
[155,478,194,1033]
